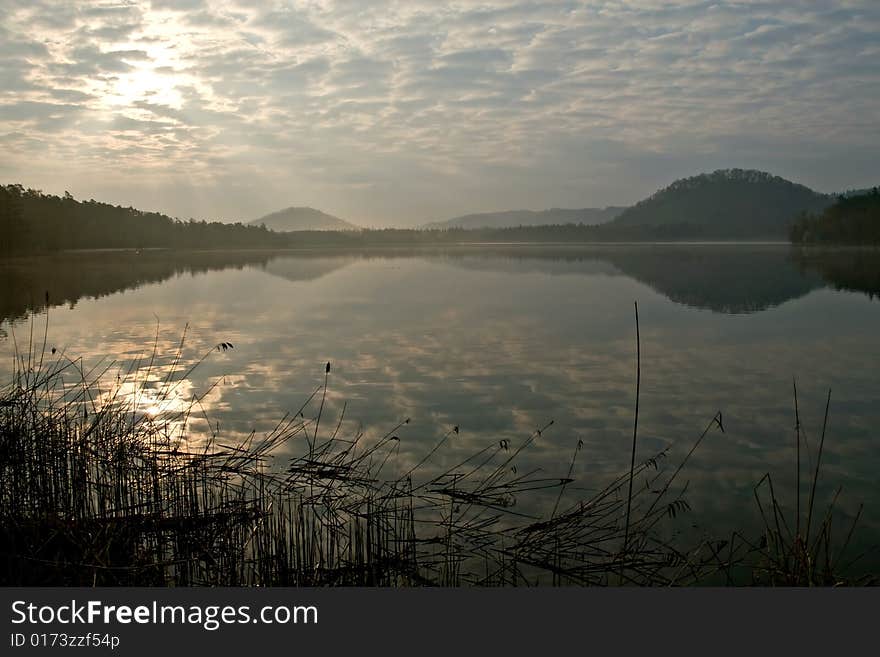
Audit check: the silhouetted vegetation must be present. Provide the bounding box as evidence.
[278,222,772,247]
[789,188,880,245]
[0,184,280,253]
[422,207,625,230]
[1,181,819,256]
[613,169,832,237]
[0,333,701,585]
[4,179,877,255]
[1,324,872,586]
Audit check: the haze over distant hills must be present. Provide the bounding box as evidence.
[422,207,625,230]
[250,207,359,231]
[611,169,832,237]
[2,168,866,254]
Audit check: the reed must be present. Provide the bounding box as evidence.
[0,317,871,586]
[729,388,873,585]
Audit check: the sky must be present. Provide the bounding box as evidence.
[1,1,878,227]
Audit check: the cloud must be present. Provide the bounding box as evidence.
[0,0,878,224]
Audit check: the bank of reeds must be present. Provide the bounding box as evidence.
[0,317,872,586]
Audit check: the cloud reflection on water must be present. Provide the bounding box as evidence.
[2,246,880,548]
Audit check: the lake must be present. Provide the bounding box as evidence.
[2,244,879,569]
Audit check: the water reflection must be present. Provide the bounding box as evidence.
[5,245,878,326]
[400,245,828,313]
[2,245,880,561]
[0,250,272,325]
[793,247,880,299]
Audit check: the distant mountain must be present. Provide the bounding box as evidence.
[422,207,625,230]
[250,207,359,232]
[612,169,832,237]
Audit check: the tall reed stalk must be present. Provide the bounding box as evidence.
[0,313,870,586]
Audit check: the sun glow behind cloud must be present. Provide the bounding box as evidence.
[99,37,187,110]
[1,0,878,225]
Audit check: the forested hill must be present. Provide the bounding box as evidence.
[0,184,281,253]
[790,188,880,244]
[612,169,832,237]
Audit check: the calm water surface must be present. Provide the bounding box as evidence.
[2,245,879,560]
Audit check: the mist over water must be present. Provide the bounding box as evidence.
[2,245,879,560]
